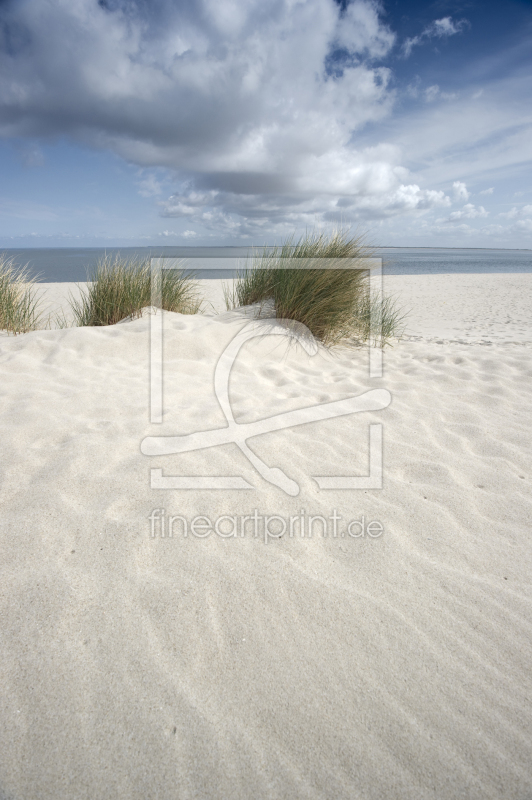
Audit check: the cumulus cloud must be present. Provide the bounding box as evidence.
[333,0,395,59]
[499,208,519,219]
[0,0,459,235]
[0,0,391,167]
[158,145,451,237]
[430,18,467,38]
[452,181,470,202]
[512,219,532,233]
[403,16,469,58]
[479,187,494,196]
[447,203,488,222]
[499,205,532,220]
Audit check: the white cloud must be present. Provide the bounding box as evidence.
[0,0,460,234]
[182,230,198,238]
[499,207,519,219]
[137,173,163,197]
[512,219,532,233]
[479,187,494,195]
[447,203,488,222]
[452,181,470,202]
[423,85,457,102]
[158,151,452,238]
[0,0,432,231]
[430,18,465,38]
[424,85,440,103]
[500,205,532,220]
[1,0,529,244]
[402,16,468,58]
[0,0,396,173]
[334,0,395,59]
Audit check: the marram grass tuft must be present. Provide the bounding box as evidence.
[70,255,203,326]
[224,229,406,347]
[0,255,44,335]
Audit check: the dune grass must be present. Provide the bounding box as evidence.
[0,255,44,335]
[224,229,405,347]
[349,288,407,347]
[70,255,202,327]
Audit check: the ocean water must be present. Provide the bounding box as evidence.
[378,247,532,275]
[1,246,531,282]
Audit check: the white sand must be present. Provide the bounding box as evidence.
[1,273,531,799]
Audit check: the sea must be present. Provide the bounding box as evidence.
[1,246,531,282]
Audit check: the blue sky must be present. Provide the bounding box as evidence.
[0,0,531,248]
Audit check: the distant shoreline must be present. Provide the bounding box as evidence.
[3,246,531,282]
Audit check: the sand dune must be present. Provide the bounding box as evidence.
[0,273,531,799]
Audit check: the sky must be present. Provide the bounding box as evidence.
[0,0,531,248]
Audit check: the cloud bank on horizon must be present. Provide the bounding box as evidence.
[0,0,531,246]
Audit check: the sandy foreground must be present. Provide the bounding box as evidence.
[1,273,531,799]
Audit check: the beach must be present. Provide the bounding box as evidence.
[1,272,531,799]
